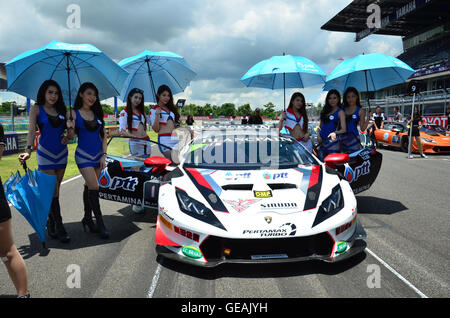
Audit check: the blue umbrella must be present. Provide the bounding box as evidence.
[323,53,415,110]
[240,54,327,109]
[118,50,197,102]
[5,40,128,115]
[4,165,56,248]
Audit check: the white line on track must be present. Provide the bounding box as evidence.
[366,247,428,298]
[147,263,162,298]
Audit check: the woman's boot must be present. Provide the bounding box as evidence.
[51,197,70,243]
[81,185,99,233]
[88,189,109,239]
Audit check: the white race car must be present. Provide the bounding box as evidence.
[155,128,367,267]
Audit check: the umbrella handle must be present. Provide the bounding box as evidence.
[21,161,28,172]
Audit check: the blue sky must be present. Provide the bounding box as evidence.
[0,0,403,110]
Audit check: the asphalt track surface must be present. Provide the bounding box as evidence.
[1,146,449,299]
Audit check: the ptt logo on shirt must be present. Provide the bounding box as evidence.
[98,169,138,191]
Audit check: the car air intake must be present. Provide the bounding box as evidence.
[200,233,334,262]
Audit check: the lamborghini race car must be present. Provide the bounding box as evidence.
[154,128,368,267]
[374,121,450,154]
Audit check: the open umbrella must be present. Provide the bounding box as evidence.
[5,40,128,117]
[118,50,197,102]
[4,164,56,248]
[240,54,327,110]
[323,53,415,111]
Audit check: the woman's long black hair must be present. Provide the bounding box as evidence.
[36,79,67,118]
[320,89,342,124]
[126,88,146,133]
[156,84,180,123]
[74,82,105,139]
[287,92,308,133]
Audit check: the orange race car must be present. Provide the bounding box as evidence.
[373,121,450,154]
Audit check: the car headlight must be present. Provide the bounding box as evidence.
[175,188,226,231]
[312,185,344,227]
[421,137,436,144]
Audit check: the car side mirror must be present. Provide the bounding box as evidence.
[324,153,350,169]
[144,156,172,174]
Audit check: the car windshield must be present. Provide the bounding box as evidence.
[421,125,444,136]
[183,132,319,170]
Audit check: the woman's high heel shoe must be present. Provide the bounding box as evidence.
[81,217,99,233]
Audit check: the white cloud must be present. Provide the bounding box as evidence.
[0,0,404,109]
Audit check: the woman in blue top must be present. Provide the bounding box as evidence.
[18,80,71,243]
[317,89,346,159]
[68,82,109,239]
[342,87,369,153]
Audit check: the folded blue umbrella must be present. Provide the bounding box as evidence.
[323,53,415,93]
[241,54,326,109]
[4,166,56,247]
[118,50,197,102]
[6,40,128,109]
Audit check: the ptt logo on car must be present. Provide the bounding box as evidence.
[98,169,138,191]
[344,161,371,183]
[262,172,288,180]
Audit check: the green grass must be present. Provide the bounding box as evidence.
[1,131,161,182]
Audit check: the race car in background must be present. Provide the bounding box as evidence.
[374,121,450,154]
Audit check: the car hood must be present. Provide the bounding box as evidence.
[179,165,330,215]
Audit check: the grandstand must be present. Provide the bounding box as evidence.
[321,0,450,126]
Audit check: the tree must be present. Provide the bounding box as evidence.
[101,104,114,115]
[237,104,252,116]
[219,103,236,117]
[261,102,277,119]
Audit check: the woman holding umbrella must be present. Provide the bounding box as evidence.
[119,88,151,158]
[317,89,346,159]
[1,123,30,298]
[408,106,427,159]
[342,87,369,153]
[278,92,312,152]
[68,82,109,239]
[150,85,180,164]
[18,80,71,243]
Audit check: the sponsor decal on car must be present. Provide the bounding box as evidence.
[243,223,297,237]
[181,246,203,259]
[98,169,138,191]
[254,190,273,198]
[335,241,349,255]
[98,192,142,205]
[224,199,261,213]
[344,161,371,183]
[225,172,251,181]
[260,202,298,210]
[262,172,288,180]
